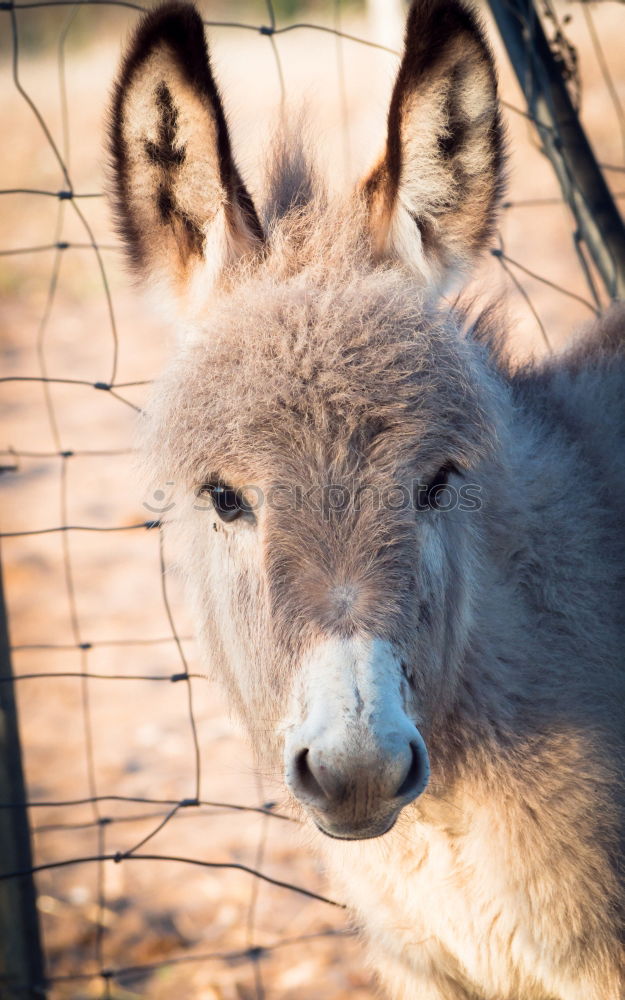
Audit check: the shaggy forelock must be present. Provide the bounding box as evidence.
[143,199,499,491]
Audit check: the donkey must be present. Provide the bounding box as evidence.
[108,1,625,996]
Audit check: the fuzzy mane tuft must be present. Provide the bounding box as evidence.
[261,116,323,227]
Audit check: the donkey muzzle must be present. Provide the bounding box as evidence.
[283,637,430,840]
[286,728,429,839]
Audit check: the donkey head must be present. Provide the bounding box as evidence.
[109,0,505,839]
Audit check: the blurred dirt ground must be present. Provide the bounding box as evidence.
[1,1,624,997]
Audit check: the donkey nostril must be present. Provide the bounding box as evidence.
[396,741,427,799]
[293,748,348,804]
[290,735,428,812]
[294,748,326,801]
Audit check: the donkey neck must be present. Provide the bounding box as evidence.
[450,374,625,763]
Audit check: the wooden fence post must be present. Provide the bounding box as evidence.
[0,554,46,998]
[487,0,625,300]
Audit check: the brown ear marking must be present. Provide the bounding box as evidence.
[147,81,206,262]
[108,1,263,272]
[364,0,506,278]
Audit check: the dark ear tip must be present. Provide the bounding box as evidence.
[405,0,479,23]
[121,1,209,86]
[404,0,485,46]
[113,0,215,106]
[398,0,495,96]
[133,1,204,40]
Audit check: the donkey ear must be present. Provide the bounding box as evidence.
[362,0,505,292]
[108,2,263,316]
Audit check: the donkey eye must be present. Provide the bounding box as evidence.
[199,481,250,523]
[423,463,458,510]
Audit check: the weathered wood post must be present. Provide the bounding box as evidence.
[0,554,46,998]
[487,0,625,299]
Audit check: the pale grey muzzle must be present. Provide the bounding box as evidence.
[284,637,430,840]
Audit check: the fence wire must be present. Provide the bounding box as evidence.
[0,0,623,997]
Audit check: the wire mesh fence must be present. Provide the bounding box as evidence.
[1,0,624,997]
